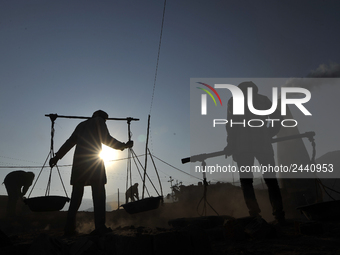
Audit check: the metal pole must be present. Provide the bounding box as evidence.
[181,131,316,164]
[117,188,120,209]
[142,115,151,199]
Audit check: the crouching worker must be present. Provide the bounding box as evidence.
[125,183,139,204]
[3,170,35,218]
[49,110,133,236]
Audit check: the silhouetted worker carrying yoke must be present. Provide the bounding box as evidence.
[224,82,285,224]
[3,170,35,217]
[125,183,139,204]
[49,110,133,236]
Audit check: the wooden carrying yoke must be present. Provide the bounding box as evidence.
[45,113,139,122]
[181,131,316,164]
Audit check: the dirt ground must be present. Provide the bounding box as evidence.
[1,204,340,255]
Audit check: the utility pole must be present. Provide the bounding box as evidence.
[168,176,174,202]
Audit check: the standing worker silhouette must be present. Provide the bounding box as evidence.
[224,82,285,224]
[49,110,133,236]
[125,183,139,204]
[3,170,35,217]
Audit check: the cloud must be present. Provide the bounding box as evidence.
[284,62,340,90]
[307,62,340,78]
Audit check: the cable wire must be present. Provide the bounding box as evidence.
[149,0,167,115]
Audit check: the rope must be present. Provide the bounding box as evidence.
[305,133,340,201]
[130,149,151,196]
[148,148,163,197]
[55,164,69,199]
[45,168,52,196]
[151,154,203,181]
[316,179,337,201]
[130,149,159,196]
[316,178,340,200]
[149,0,167,115]
[28,150,50,198]
[28,116,69,199]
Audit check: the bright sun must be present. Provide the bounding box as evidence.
[99,144,118,163]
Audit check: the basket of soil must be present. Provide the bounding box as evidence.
[121,196,163,214]
[24,196,70,212]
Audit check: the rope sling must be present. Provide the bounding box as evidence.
[121,115,164,214]
[24,114,70,212]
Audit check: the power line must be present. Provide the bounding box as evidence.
[0,155,44,165]
[0,152,204,185]
[149,0,167,115]
[0,154,147,169]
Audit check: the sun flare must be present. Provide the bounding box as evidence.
[99,144,118,163]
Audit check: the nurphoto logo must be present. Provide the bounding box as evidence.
[198,82,312,128]
[199,83,311,116]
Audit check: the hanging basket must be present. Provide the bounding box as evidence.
[296,200,340,221]
[24,196,70,212]
[121,196,163,214]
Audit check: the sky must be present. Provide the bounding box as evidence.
[1,0,340,205]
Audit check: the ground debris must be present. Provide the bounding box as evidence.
[1,214,340,255]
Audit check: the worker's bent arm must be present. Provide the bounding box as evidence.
[21,185,29,197]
